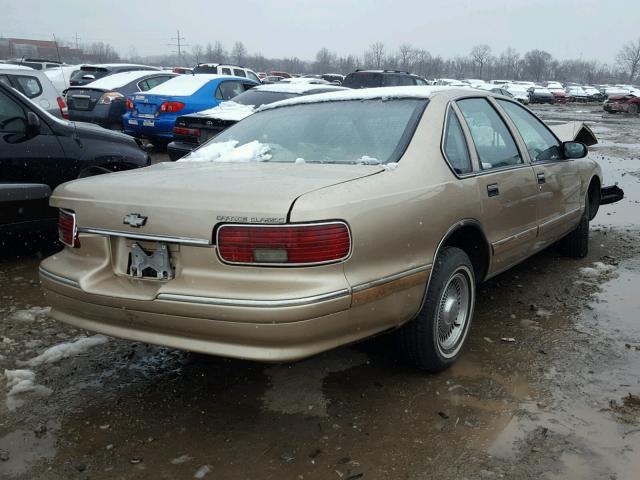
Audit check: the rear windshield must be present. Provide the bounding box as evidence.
[229,90,298,107]
[183,99,427,164]
[193,65,217,74]
[342,72,382,89]
[70,68,110,83]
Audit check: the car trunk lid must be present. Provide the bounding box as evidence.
[66,88,105,112]
[50,162,384,242]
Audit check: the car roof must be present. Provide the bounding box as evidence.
[254,83,346,94]
[0,64,34,70]
[144,74,251,96]
[258,86,484,112]
[77,70,175,90]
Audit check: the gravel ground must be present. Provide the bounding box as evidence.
[0,104,639,480]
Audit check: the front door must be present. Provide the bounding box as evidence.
[495,99,582,247]
[457,98,539,274]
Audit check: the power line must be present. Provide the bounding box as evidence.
[168,29,188,58]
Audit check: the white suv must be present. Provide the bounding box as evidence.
[193,63,261,83]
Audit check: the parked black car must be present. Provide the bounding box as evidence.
[0,82,150,239]
[527,87,556,104]
[66,70,176,129]
[342,70,429,89]
[167,83,346,160]
[69,64,160,87]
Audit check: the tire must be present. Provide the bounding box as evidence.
[396,247,476,372]
[560,195,590,258]
[629,104,639,115]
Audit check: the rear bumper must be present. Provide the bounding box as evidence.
[167,141,195,161]
[69,104,124,127]
[122,115,175,139]
[39,262,429,362]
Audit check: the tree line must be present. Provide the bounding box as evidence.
[62,38,640,85]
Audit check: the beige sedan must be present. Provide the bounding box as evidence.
[40,87,623,372]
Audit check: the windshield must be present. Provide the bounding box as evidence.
[229,90,298,107]
[182,98,426,164]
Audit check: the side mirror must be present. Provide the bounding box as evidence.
[562,141,587,159]
[26,111,41,138]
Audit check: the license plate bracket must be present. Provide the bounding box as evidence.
[129,242,174,279]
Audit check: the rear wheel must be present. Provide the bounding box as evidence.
[629,104,639,115]
[560,195,590,258]
[396,247,475,372]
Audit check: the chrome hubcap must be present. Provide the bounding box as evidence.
[436,271,471,353]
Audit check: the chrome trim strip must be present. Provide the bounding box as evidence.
[157,289,351,308]
[215,221,352,267]
[492,225,538,248]
[39,267,81,289]
[78,228,211,247]
[351,264,432,293]
[539,206,582,229]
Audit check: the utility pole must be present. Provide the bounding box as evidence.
[168,30,188,62]
[74,32,81,50]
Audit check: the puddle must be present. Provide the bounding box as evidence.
[0,422,58,477]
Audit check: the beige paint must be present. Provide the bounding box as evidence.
[40,89,603,362]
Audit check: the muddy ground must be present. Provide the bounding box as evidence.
[1,104,639,480]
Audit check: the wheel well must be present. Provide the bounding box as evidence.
[77,166,113,178]
[441,225,490,283]
[587,176,601,220]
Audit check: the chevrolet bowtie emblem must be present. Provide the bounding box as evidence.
[123,213,148,228]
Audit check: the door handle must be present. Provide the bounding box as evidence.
[487,183,500,197]
[537,172,546,184]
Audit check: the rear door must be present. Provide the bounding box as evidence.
[495,99,582,246]
[456,97,539,274]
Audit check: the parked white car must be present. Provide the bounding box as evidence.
[502,83,530,104]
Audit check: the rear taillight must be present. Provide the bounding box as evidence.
[173,126,201,137]
[217,222,351,266]
[98,91,125,105]
[57,96,69,119]
[126,98,134,110]
[159,101,185,113]
[58,210,80,248]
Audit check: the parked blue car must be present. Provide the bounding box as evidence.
[122,74,259,146]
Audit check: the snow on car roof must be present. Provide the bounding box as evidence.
[255,83,345,94]
[0,64,33,70]
[82,70,171,90]
[258,86,462,112]
[144,74,234,96]
[82,63,158,69]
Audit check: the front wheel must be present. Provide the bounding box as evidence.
[396,247,475,372]
[560,195,590,258]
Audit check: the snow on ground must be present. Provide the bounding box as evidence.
[4,369,52,411]
[194,465,212,478]
[8,306,51,322]
[579,262,617,278]
[180,140,272,163]
[18,335,108,367]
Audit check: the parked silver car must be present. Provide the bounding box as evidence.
[0,67,68,118]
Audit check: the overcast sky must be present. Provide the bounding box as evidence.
[2,0,637,62]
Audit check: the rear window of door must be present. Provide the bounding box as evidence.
[215,81,244,100]
[496,100,562,162]
[383,75,416,87]
[233,69,247,78]
[457,98,522,170]
[13,76,43,99]
[443,108,472,174]
[221,68,232,75]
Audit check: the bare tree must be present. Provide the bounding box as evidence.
[616,38,640,83]
[314,48,336,73]
[367,42,385,69]
[398,43,415,72]
[231,41,247,65]
[497,48,520,79]
[523,49,553,81]
[190,44,204,65]
[470,44,492,78]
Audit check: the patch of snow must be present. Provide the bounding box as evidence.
[18,335,108,367]
[579,262,616,278]
[535,309,552,319]
[357,155,380,165]
[9,306,51,322]
[382,162,399,171]
[144,74,224,97]
[171,454,192,465]
[257,86,464,112]
[295,158,306,164]
[194,101,255,121]
[256,83,345,94]
[4,369,52,411]
[181,140,272,163]
[194,465,211,478]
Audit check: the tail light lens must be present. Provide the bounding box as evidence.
[98,91,125,105]
[159,101,185,113]
[56,96,69,119]
[217,222,351,265]
[58,210,80,248]
[173,126,201,137]
[126,98,135,110]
